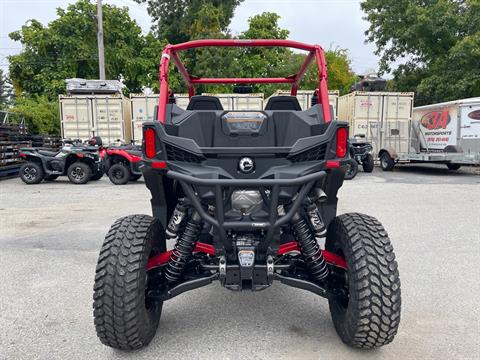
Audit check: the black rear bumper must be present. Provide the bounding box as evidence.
[167,169,327,253]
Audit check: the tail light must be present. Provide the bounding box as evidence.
[144,128,156,158]
[336,127,347,158]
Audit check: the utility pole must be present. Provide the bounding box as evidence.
[97,0,106,80]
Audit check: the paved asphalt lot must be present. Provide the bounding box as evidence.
[1,165,479,359]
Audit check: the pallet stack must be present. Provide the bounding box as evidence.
[0,119,63,177]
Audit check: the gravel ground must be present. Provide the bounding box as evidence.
[0,164,479,359]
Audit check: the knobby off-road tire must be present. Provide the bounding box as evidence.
[362,154,374,173]
[344,159,358,180]
[19,162,44,184]
[67,162,92,184]
[108,163,131,185]
[326,213,401,349]
[91,168,104,180]
[93,215,164,350]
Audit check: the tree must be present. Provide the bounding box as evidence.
[8,0,151,98]
[134,0,243,43]
[361,0,480,105]
[10,96,59,135]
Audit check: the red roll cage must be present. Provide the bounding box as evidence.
[157,39,332,123]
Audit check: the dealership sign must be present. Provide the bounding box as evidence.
[418,109,457,150]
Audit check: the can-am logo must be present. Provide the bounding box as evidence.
[468,110,480,120]
[420,111,451,130]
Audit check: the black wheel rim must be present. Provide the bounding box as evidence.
[113,168,125,180]
[23,166,37,181]
[346,163,354,177]
[71,166,85,181]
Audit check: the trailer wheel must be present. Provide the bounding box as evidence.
[19,162,44,184]
[326,213,401,349]
[344,159,358,180]
[93,215,165,350]
[362,154,374,173]
[380,153,394,171]
[446,163,461,171]
[108,163,131,185]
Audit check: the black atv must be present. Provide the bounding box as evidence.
[344,137,375,180]
[102,143,143,185]
[93,40,401,351]
[19,137,104,184]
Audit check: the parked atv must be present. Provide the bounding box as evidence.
[19,138,103,184]
[102,143,143,185]
[93,40,401,351]
[344,138,375,180]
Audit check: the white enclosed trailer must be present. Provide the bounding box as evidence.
[338,93,480,170]
[59,94,131,145]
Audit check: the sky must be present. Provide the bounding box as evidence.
[0,0,380,74]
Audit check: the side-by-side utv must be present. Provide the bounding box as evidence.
[93,39,401,350]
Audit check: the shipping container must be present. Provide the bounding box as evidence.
[412,97,480,154]
[130,93,264,143]
[264,90,339,119]
[202,93,264,111]
[59,95,131,145]
[337,91,414,157]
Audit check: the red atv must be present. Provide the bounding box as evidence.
[93,40,401,350]
[101,144,143,185]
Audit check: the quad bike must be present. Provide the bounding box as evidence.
[93,40,401,350]
[101,143,143,185]
[344,138,375,180]
[19,137,104,184]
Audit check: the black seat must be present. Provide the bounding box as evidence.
[38,149,60,157]
[265,96,302,111]
[186,96,224,110]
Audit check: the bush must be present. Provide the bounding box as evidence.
[10,96,59,135]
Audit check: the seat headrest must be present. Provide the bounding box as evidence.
[265,96,302,111]
[186,96,224,110]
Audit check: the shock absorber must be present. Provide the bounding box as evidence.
[291,211,329,282]
[164,211,202,283]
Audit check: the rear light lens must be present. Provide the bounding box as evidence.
[144,128,156,158]
[325,160,340,169]
[336,127,347,158]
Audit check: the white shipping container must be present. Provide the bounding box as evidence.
[60,95,131,145]
[59,96,93,140]
[337,92,414,156]
[130,93,264,142]
[202,93,264,111]
[264,90,339,119]
[412,97,480,153]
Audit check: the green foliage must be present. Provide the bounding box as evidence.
[134,0,243,43]
[10,96,59,135]
[8,0,151,99]
[362,0,480,105]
